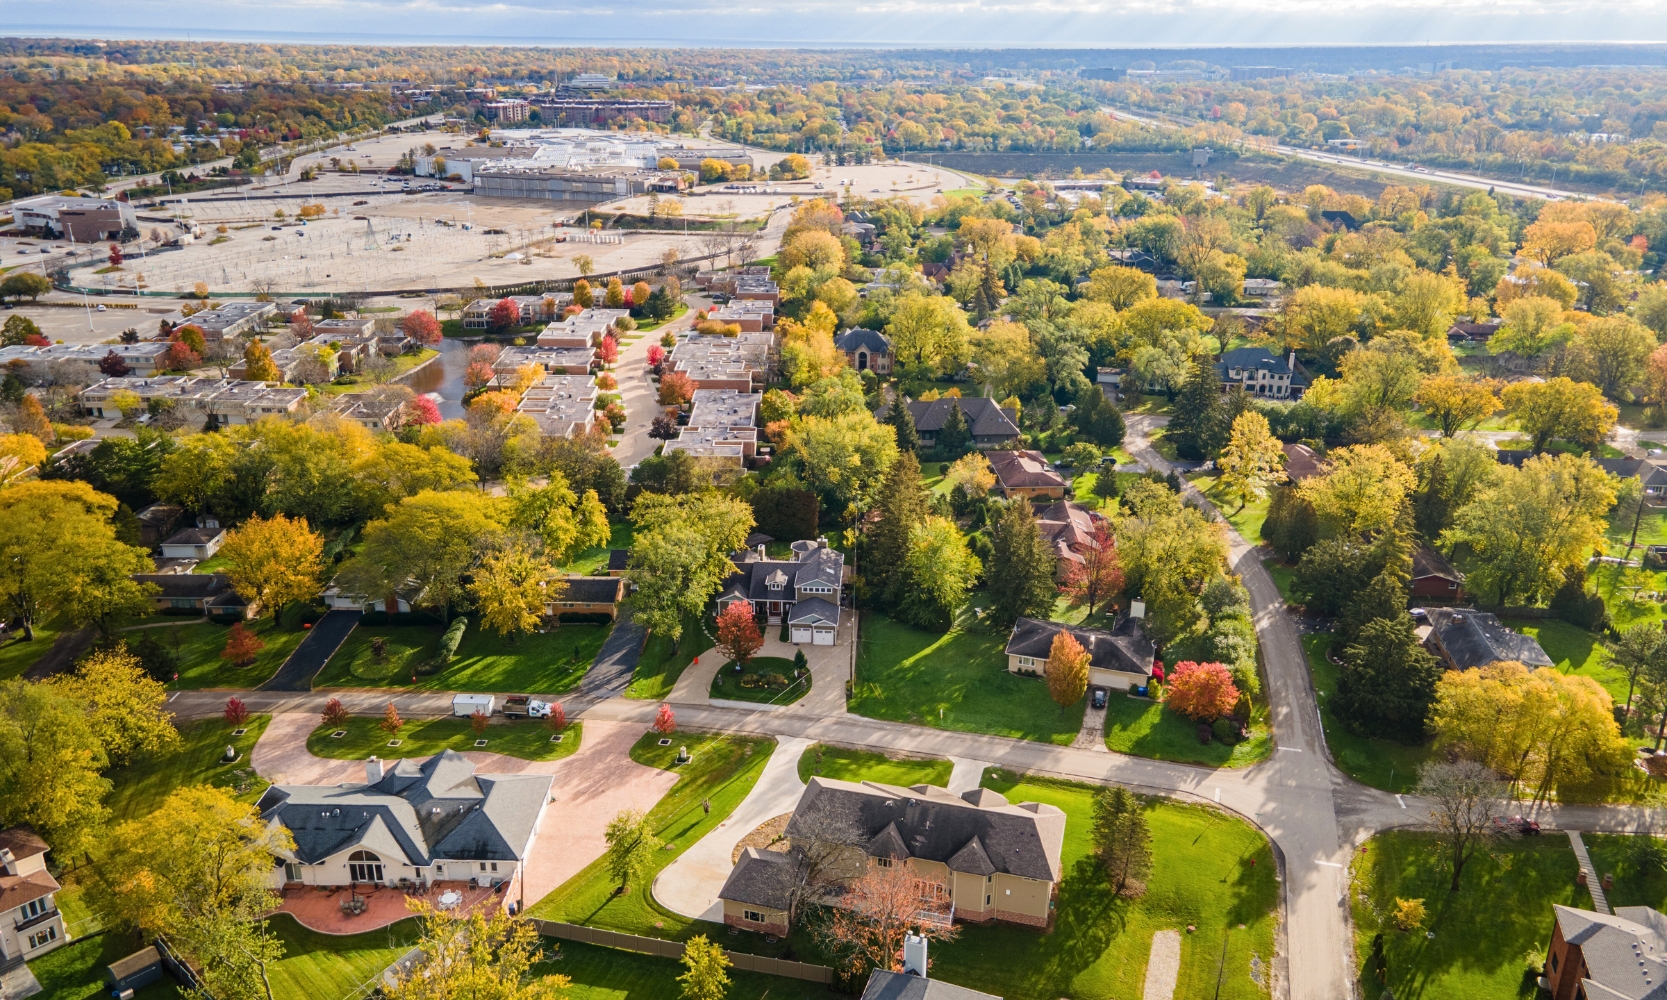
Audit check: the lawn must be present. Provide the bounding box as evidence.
[1582,834,1667,910]
[307,715,582,762]
[709,656,810,705]
[795,743,952,786]
[1503,617,1628,704]
[1265,561,1297,604]
[1349,831,1588,1000]
[266,912,420,1000]
[1305,635,1434,794]
[528,731,775,942]
[1589,558,1667,631]
[1196,476,1271,545]
[105,713,273,820]
[1101,691,1273,768]
[0,624,59,681]
[634,303,690,332]
[626,613,714,700]
[25,932,182,1000]
[542,939,839,1000]
[129,618,307,690]
[313,618,610,694]
[318,348,439,396]
[896,771,1279,1000]
[849,610,1086,746]
[558,520,634,576]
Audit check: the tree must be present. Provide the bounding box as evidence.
[1,314,43,346]
[987,497,1058,628]
[898,517,981,629]
[1217,411,1286,514]
[1045,630,1090,716]
[86,786,291,1000]
[242,339,281,383]
[1082,265,1158,309]
[353,440,478,515]
[98,350,131,377]
[627,492,754,644]
[488,297,519,332]
[868,451,929,604]
[322,697,349,729]
[884,292,971,380]
[883,392,919,452]
[472,544,561,641]
[1091,786,1152,897]
[1335,616,1442,740]
[1567,315,1658,401]
[1297,444,1416,541]
[1062,522,1123,617]
[11,394,51,443]
[385,900,569,1000]
[48,645,178,767]
[0,481,155,640]
[506,476,609,563]
[221,622,266,668]
[811,860,960,991]
[934,401,971,459]
[380,701,404,736]
[1164,661,1239,720]
[401,309,443,347]
[1167,361,1227,459]
[784,411,898,513]
[604,808,663,893]
[338,490,509,620]
[970,321,1047,398]
[0,272,51,304]
[1415,374,1501,438]
[678,936,732,1000]
[224,696,251,727]
[158,340,201,372]
[715,601,764,667]
[1415,760,1505,891]
[1443,453,1616,606]
[219,513,323,620]
[1073,386,1126,448]
[659,370,696,406]
[1290,538,1373,617]
[1503,376,1617,454]
[0,680,112,856]
[1263,486,1319,562]
[654,703,676,734]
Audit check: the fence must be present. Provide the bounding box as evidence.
[531,920,832,984]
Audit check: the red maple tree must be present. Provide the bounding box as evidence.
[224,697,250,727]
[488,297,519,332]
[646,344,666,368]
[400,309,443,346]
[715,602,764,668]
[322,697,350,729]
[652,703,676,735]
[220,622,265,668]
[598,335,619,366]
[1061,523,1124,617]
[1163,661,1240,721]
[658,371,695,406]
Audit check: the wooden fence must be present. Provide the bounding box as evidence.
[531,920,832,984]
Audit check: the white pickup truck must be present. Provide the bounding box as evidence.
[502,695,553,719]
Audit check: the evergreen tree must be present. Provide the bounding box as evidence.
[935,401,972,459]
[884,390,919,452]
[1091,467,1121,508]
[988,496,1058,628]
[1091,786,1152,897]
[1335,616,1443,740]
[1263,486,1319,562]
[1337,568,1410,649]
[1413,450,1451,542]
[1074,386,1126,448]
[1291,537,1372,617]
[1167,361,1228,460]
[867,451,929,604]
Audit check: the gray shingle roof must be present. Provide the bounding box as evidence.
[877,397,1019,440]
[785,778,1065,883]
[787,597,839,626]
[717,847,794,910]
[1005,617,1154,676]
[559,577,624,604]
[133,573,234,600]
[1554,904,1667,1000]
[835,328,891,355]
[860,969,1001,1000]
[1411,547,1462,584]
[1426,608,1553,670]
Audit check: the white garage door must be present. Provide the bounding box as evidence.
[813,628,836,646]
[791,627,814,643]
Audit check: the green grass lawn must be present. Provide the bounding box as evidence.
[1305,635,1434,794]
[307,715,582,762]
[709,656,810,705]
[318,349,439,396]
[1349,831,1588,1000]
[795,743,953,786]
[1101,691,1273,768]
[898,771,1279,1000]
[558,520,634,576]
[528,731,774,942]
[1582,834,1667,910]
[1590,559,1667,631]
[0,625,60,681]
[26,932,182,1000]
[135,618,307,690]
[315,618,609,694]
[634,303,690,332]
[1502,617,1628,704]
[105,713,273,821]
[266,912,420,1000]
[543,939,839,1000]
[1492,436,1626,459]
[1196,476,1272,545]
[849,610,1086,746]
[626,614,714,700]
[1265,560,1297,604]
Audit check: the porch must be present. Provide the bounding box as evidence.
[273,880,503,933]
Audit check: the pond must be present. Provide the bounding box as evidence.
[403,335,468,419]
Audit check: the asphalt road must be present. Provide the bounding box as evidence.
[258,609,361,692]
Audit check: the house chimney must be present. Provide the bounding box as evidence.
[903,933,928,978]
[365,756,383,784]
[1287,350,1296,371]
[1129,599,1146,620]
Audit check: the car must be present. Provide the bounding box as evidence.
[502,695,553,719]
[1091,688,1107,710]
[39,248,50,254]
[96,304,106,312]
[1493,815,1541,836]
[272,226,283,231]
[352,200,369,206]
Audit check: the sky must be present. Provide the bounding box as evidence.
[5,0,1667,48]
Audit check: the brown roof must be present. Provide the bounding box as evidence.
[0,869,59,913]
[0,826,49,862]
[986,450,1067,490]
[1412,546,1462,584]
[1281,443,1323,481]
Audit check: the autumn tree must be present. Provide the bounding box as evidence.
[242,339,282,383]
[471,543,562,641]
[811,860,960,991]
[1416,760,1505,891]
[1062,522,1123,617]
[219,513,324,620]
[1297,444,1416,541]
[1217,410,1286,514]
[604,808,663,894]
[715,601,764,667]
[338,490,509,620]
[385,900,570,1000]
[1091,786,1152,897]
[1503,376,1617,454]
[322,697,350,729]
[653,702,676,734]
[0,481,156,640]
[1163,661,1239,720]
[381,701,404,735]
[221,622,266,668]
[659,370,696,406]
[1415,374,1501,438]
[679,936,732,1000]
[401,309,443,347]
[48,645,179,767]
[1045,630,1090,716]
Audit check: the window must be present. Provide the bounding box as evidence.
[875,857,893,868]
[22,898,46,918]
[914,880,947,901]
[1549,953,1559,974]
[490,863,499,872]
[28,926,57,949]
[348,850,384,883]
[284,863,303,882]
[743,909,766,923]
[171,598,196,609]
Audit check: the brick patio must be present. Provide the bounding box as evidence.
[274,880,503,933]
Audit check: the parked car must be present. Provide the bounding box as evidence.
[502,695,553,719]
[1091,688,1107,710]
[1493,815,1541,837]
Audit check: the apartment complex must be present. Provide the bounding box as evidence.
[79,377,307,424]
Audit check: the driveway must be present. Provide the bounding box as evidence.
[579,609,647,698]
[260,609,360,692]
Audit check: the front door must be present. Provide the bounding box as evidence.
[769,601,782,620]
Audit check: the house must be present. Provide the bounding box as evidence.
[834,329,893,374]
[715,847,793,935]
[663,389,762,466]
[1005,616,1155,691]
[1281,443,1323,481]
[322,577,420,615]
[1033,500,1104,574]
[132,572,251,621]
[860,969,1000,1000]
[1447,321,1500,343]
[986,450,1067,500]
[257,751,553,891]
[716,538,845,644]
[173,301,278,342]
[135,503,186,549]
[0,827,67,965]
[13,193,139,242]
[548,577,627,619]
[877,397,1021,451]
[708,300,775,333]
[1241,278,1283,299]
[1595,457,1667,496]
[606,550,630,576]
[721,777,1065,931]
[160,526,226,561]
[1544,903,1667,1000]
[1214,347,1309,399]
[1410,547,1464,600]
[1423,608,1554,671]
[331,393,407,432]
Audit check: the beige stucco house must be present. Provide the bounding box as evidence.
[0,827,67,965]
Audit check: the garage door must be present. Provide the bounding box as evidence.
[791,627,813,643]
[813,628,836,646]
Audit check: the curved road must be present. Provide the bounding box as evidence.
[160,411,1667,999]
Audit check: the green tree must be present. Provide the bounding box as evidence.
[987,497,1058,628]
[386,901,569,1000]
[1336,616,1443,738]
[1488,296,1575,359]
[1263,486,1319,562]
[1166,361,1227,460]
[1566,315,1657,401]
[867,451,929,604]
[0,272,51,304]
[507,474,611,563]
[1217,410,1286,514]
[1073,385,1126,448]
[884,292,972,380]
[626,492,754,645]
[603,808,663,894]
[935,401,972,459]
[0,480,155,640]
[1608,622,1666,721]
[897,516,980,629]
[678,936,732,1000]
[883,391,919,452]
[1502,376,1617,454]
[337,490,509,619]
[0,680,113,856]
[1091,786,1152,897]
[49,645,178,767]
[1,314,43,345]
[472,544,562,641]
[784,411,898,513]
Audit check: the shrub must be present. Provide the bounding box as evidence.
[653,703,676,734]
[1211,717,1243,745]
[322,697,350,729]
[224,697,250,727]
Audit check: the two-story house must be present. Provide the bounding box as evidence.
[715,538,845,645]
[0,827,67,968]
[1213,347,1310,400]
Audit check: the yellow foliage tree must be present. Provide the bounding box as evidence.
[218,513,324,619]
